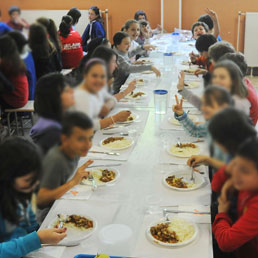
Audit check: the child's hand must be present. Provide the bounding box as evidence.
[37,228,67,245]
[218,194,230,214]
[72,160,93,186]
[133,60,145,65]
[124,80,136,95]
[151,66,161,77]
[114,110,131,122]
[205,8,218,21]
[187,155,210,167]
[189,52,198,63]
[194,68,208,77]
[143,44,156,51]
[172,95,184,116]
[99,105,110,118]
[177,71,185,91]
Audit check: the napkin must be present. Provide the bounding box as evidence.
[60,184,93,200]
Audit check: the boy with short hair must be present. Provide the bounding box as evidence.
[6,6,29,31]
[37,111,94,222]
[191,21,209,40]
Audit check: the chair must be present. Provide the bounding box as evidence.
[4,100,34,135]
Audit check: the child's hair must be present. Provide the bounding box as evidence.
[219,52,248,77]
[213,60,248,98]
[237,137,258,169]
[8,6,21,15]
[7,30,27,54]
[92,46,118,78]
[203,85,234,107]
[195,34,217,52]
[124,19,139,31]
[191,22,209,35]
[198,14,214,30]
[134,10,147,21]
[90,6,103,23]
[59,15,73,38]
[67,7,81,25]
[113,32,130,47]
[62,111,93,136]
[83,58,107,75]
[0,137,42,224]
[29,23,55,59]
[208,41,235,62]
[34,72,70,121]
[0,35,26,77]
[208,107,256,155]
[37,17,62,52]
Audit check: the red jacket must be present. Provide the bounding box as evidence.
[244,78,258,125]
[212,167,258,258]
[60,30,83,69]
[195,56,214,72]
[2,74,29,108]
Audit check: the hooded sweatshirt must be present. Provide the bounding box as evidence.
[30,117,62,155]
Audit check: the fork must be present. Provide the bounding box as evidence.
[190,167,195,183]
[103,132,129,136]
[177,137,182,148]
[88,174,97,191]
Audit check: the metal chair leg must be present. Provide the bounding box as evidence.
[14,112,19,135]
[7,112,11,136]
[20,116,24,136]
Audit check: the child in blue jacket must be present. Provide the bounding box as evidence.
[0,137,66,258]
[82,6,106,51]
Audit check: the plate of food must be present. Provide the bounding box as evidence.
[136,78,146,86]
[163,172,205,191]
[168,115,198,126]
[146,216,198,247]
[81,167,120,186]
[49,214,97,245]
[183,69,197,75]
[184,81,199,89]
[167,143,200,158]
[139,59,153,64]
[100,136,134,150]
[125,91,147,100]
[116,112,139,124]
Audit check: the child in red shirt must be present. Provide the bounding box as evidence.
[59,15,83,69]
[212,137,258,258]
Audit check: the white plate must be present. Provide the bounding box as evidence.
[168,115,198,126]
[81,167,120,186]
[167,144,200,158]
[125,91,147,100]
[48,214,97,245]
[146,217,198,247]
[163,171,205,191]
[141,70,154,74]
[184,81,199,89]
[116,113,139,124]
[100,136,134,151]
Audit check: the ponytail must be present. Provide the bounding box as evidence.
[59,15,73,38]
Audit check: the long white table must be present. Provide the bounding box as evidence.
[28,34,213,258]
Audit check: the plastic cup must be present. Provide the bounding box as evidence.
[153,89,168,114]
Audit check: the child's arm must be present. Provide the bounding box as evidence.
[0,231,41,258]
[95,22,106,38]
[206,8,220,38]
[175,113,208,138]
[37,160,92,208]
[211,165,229,193]
[213,198,258,252]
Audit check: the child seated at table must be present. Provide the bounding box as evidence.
[173,86,233,163]
[212,137,258,258]
[0,137,66,257]
[190,34,217,74]
[36,112,94,223]
[219,52,258,125]
[113,31,160,93]
[187,107,256,170]
[123,20,155,62]
[191,21,209,40]
[136,20,152,46]
[74,58,132,130]
[198,8,221,41]
[6,6,29,32]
